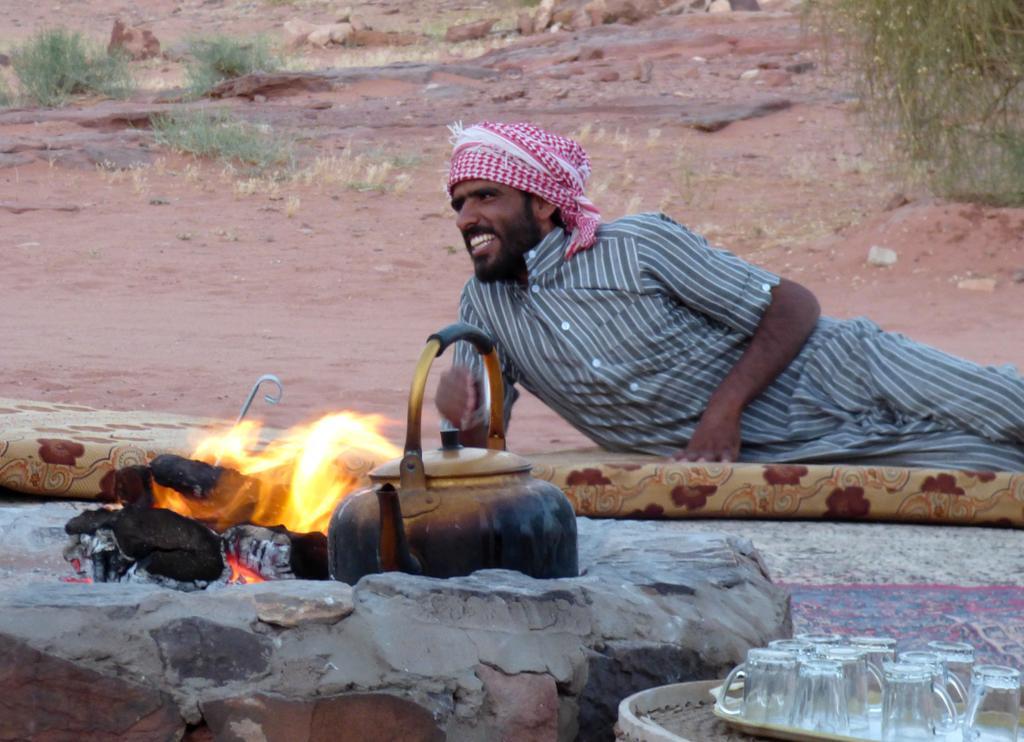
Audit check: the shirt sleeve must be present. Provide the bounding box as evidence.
[638,213,780,337]
[442,287,520,433]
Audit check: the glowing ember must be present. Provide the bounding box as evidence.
[152,413,399,534]
[226,554,264,584]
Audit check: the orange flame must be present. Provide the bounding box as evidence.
[226,554,265,584]
[152,412,399,534]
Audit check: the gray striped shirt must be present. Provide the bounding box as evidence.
[454,213,1024,470]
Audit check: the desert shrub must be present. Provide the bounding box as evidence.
[151,109,294,171]
[185,36,281,97]
[808,0,1024,205]
[11,28,133,107]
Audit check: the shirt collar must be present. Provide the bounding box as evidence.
[524,226,570,278]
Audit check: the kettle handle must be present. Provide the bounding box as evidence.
[400,322,506,492]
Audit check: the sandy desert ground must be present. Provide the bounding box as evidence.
[2,0,1022,455]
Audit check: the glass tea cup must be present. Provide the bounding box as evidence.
[849,635,899,670]
[820,645,884,733]
[788,658,851,735]
[900,649,970,706]
[716,647,798,725]
[926,640,976,699]
[962,665,1020,742]
[847,636,897,709]
[881,660,959,740]
[794,632,845,653]
[768,638,819,660]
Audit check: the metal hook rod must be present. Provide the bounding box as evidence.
[236,374,284,426]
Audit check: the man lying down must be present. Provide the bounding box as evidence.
[433,121,1024,472]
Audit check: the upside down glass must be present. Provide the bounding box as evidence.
[717,648,798,725]
[820,645,883,734]
[882,660,959,740]
[962,665,1020,742]
[927,640,976,701]
[900,649,970,706]
[789,658,851,735]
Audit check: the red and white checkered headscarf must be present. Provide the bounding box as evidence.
[447,121,602,259]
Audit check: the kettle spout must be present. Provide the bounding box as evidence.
[376,484,422,575]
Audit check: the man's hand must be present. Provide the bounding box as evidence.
[673,407,742,462]
[436,366,488,447]
[671,278,820,464]
[436,367,479,428]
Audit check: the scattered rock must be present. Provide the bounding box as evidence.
[759,70,791,87]
[687,98,791,132]
[518,11,535,35]
[740,68,760,80]
[307,22,353,47]
[491,88,527,103]
[149,197,171,206]
[207,72,332,100]
[1013,269,1024,284]
[708,0,732,12]
[635,59,654,83]
[595,68,620,82]
[785,60,816,75]
[0,154,34,169]
[0,201,81,214]
[729,0,761,9]
[883,192,910,211]
[867,245,898,267]
[957,278,997,292]
[534,0,556,32]
[445,19,496,43]
[108,19,161,61]
[283,19,319,48]
[0,53,10,67]
[347,29,421,47]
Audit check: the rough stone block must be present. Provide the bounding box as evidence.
[0,632,184,740]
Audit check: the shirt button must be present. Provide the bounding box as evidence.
[761,282,772,292]
[560,321,570,331]
[591,358,602,368]
[629,382,639,392]
[531,284,540,294]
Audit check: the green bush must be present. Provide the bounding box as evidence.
[11,28,133,107]
[808,0,1024,205]
[185,36,281,97]
[151,109,294,171]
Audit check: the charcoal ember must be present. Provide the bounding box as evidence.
[63,521,135,583]
[114,465,153,508]
[223,524,295,580]
[65,507,121,535]
[64,507,225,584]
[150,453,253,501]
[113,508,224,582]
[286,530,329,580]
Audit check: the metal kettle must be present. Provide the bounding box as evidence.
[327,323,579,584]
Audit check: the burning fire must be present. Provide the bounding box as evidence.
[152,413,400,534]
[226,554,265,584]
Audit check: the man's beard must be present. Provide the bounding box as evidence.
[469,197,543,284]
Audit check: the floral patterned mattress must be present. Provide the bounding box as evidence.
[1,399,1021,528]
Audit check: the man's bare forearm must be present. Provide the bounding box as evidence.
[679,278,820,461]
[706,277,820,416]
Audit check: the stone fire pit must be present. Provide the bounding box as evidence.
[0,499,789,740]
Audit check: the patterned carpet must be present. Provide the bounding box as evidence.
[786,583,1024,669]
